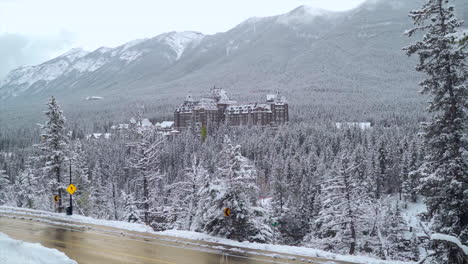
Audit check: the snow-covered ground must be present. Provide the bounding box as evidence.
[0,206,415,264]
[0,232,77,264]
[400,197,428,238]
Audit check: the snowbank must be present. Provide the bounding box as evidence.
[0,232,77,264]
[0,206,153,233]
[157,230,414,264]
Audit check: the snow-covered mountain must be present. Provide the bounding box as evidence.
[0,0,466,125]
[0,31,204,99]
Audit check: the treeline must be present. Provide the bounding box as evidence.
[0,102,425,261]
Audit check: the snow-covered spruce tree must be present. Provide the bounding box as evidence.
[0,168,10,204]
[13,166,36,208]
[405,0,468,262]
[128,129,165,226]
[306,152,373,255]
[401,145,414,203]
[402,139,422,203]
[69,141,90,216]
[376,137,388,199]
[381,202,417,261]
[122,191,141,223]
[195,136,272,243]
[88,163,112,219]
[166,155,206,230]
[270,158,288,214]
[34,96,69,211]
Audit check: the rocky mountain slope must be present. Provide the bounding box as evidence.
[0,0,466,127]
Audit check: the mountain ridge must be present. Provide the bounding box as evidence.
[0,0,467,128]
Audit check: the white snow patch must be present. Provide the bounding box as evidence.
[277,5,333,25]
[335,122,372,130]
[58,48,89,62]
[141,118,153,127]
[0,232,77,264]
[401,199,427,232]
[121,38,147,52]
[85,96,103,101]
[159,121,174,129]
[72,57,108,72]
[157,31,205,60]
[4,60,70,86]
[119,50,143,62]
[430,234,468,256]
[110,38,147,57]
[96,47,112,54]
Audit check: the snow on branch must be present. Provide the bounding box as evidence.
[430,233,468,257]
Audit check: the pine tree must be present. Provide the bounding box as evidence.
[307,152,373,255]
[0,169,10,204]
[376,138,387,199]
[402,140,422,203]
[405,1,468,262]
[128,130,165,226]
[405,0,468,246]
[271,159,288,214]
[400,147,412,202]
[69,141,90,216]
[381,203,416,261]
[34,96,69,212]
[122,191,141,223]
[88,163,112,219]
[166,156,206,230]
[13,167,36,208]
[195,136,272,243]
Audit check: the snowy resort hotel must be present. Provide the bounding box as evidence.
[174,88,289,129]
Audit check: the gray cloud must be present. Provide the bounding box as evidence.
[0,32,74,79]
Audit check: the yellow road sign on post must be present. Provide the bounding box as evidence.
[66,184,77,195]
[54,195,60,202]
[223,208,231,217]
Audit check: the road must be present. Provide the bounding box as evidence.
[0,211,355,264]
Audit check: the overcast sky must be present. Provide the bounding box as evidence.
[0,0,366,78]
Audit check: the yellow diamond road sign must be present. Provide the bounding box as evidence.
[67,184,77,195]
[224,208,231,217]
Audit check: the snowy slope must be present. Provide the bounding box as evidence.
[0,232,77,264]
[155,31,205,60]
[0,31,204,100]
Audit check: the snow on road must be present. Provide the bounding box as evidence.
[0,232,77,264]
[0,206,414,264]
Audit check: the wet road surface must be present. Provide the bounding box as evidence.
[0,212,353,264]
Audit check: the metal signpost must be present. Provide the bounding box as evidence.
[272,221,279,244]
[66,160,76,215]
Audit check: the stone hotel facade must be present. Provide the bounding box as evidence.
[174,88,288,129]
